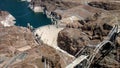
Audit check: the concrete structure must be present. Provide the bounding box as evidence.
[66,55,88,68]
[34,25,74,58]
[34,25,63,47]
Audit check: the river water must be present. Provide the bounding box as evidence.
[0,0,51,28]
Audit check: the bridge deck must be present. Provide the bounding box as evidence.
[66,55,88,68]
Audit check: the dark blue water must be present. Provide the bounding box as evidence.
[0,0,51,28]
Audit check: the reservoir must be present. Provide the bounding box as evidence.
[0,0,51,28]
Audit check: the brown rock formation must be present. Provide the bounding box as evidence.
[88,1,120,10]
[8,44,74,68]
[57,28,90,55]
[0,26,74,68]
[40,0,81,11]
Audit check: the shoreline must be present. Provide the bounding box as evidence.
[0,11,16,27]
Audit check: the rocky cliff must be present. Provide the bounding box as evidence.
[56,1,120,67]
[0,26,74,68]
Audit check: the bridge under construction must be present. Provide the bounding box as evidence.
[66,25,119,68]
[19,0,120,68]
